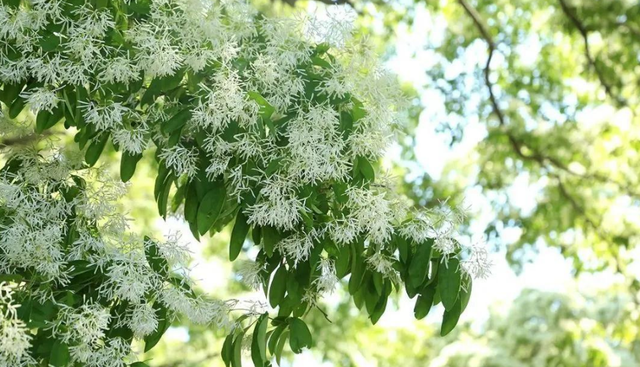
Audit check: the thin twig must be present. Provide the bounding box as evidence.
[558,0,626,107]
[458,0,640,199]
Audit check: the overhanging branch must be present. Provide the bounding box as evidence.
[558,0,627,107]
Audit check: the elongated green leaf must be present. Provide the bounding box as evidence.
[36,107,63,133]
[370,282,389,325]
[335,243,351,278]
[460,277,472,313]
[120,151,143,182]
[221,333,234,367]
[85,133,110,167]
[348,242,365,295]
[396,235,409,264]
[9,97,24,119]
[438,257,461,311]
[157,173,175,219]
[268,324,287,355]
[144,303,170,352]
[247,91,275,120]
[289,318,312,354]
[231,331,244,367]
[144,236,168,277]
[440,298,462,336]
[1,81,24,105]
[161,109,191,135]
[196,180,226,235]
[358,156,375,182]
[182,181,197,215]
[414,283,436,320]
[408,238,433,289]
[49,340,70,367]
[275,330,289,365]
[251,313,268,367]
[269,266,287,308]
[261,226,281,257]
[229,211,249,261]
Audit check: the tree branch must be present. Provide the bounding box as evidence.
[458,0,640,199]
[457,0,505,128]
[557,0,627,107]
[0,132,52,150]
[458,0,640,290]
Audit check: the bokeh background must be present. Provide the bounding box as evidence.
[112,0,640,366]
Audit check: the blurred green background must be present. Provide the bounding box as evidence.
[108,0,640,366]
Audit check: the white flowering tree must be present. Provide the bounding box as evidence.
[0,0,490,366]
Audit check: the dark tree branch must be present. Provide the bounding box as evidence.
[558,0,627,107]
[0,132,52,149]
[458,0,639,291]
[458,0,640,199]
[457,0,504,128]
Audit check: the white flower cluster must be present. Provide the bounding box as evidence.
[0,0,491,322]
[0,150,238,366]
[0,283,34,367]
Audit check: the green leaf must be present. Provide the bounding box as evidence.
[397,235,409,264]
[288,317,312,354]
[275,330,289,365]
[248,91,275,120]
[265,158,282,176]
[130,363,150,367]
[268,324,287,355]
[438,257,461,311]
[196,180,226,235]
[251,313,269,367]
[231,331,244,367]
[1,81,24,105]
[262,226,280,257]
[85,133,110,167]
[460,277,472,313]
[370,280,391,324]
[35,107,63,133]
[269,266,287,308]
[144,236,169,277]
[221,333,234,367]
[120,151,143,182]
[311,56,332,69]
[8,97,25,119]
[408,238,433,289]
[358,156,375,182]
[440,298,462,336]
[161,109,192,135]
[49,340,70,367]
[157,173,175,219]
[142,69,185,105]
[229,211,249,261]
[40,33,61,51]
[184,183,199,224]
[414,283,436,320]
[144,303,170,352]
[348,242,365,295]
[351,99,366,121]
[335,243,351,278]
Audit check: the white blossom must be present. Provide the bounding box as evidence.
[128,303,159,338]
[21,87,59,113]
[314,258,338,295]
[277,234,314,266]
[158,145,199,178]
